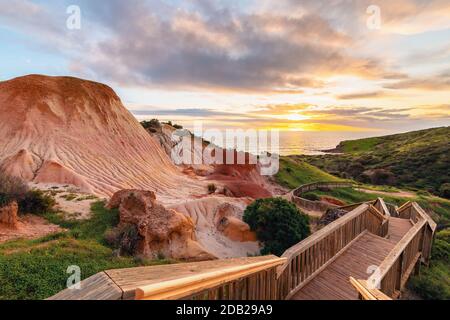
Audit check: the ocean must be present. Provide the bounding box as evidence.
[213,130,391,156]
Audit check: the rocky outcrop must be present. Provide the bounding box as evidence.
[319,208,349,226]
[107,189,216,261]
[218,216,257,242]
[0,201,19,229]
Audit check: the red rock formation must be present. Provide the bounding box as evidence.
[107,189,216,261]
[0,201,19,229]
[0,75,202,199]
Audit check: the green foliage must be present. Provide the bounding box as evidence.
[409,229,450,300]
[439,183,450,199]
[0,201,170,300]
[18,190,56,215]
[275,156,341,189]
[104,224,141,256]
[0,171,29,206]
[302,127,450,195]
[244,198,310,256]
[141,119,161,131]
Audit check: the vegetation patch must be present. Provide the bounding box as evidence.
[244,197,310,256]
[301,127,449,195]
[275,156,342,189]
[0,201,171,300]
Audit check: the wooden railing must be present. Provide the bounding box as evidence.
[364,202,436,298]
[291,182,353,212]
[292,181,353,197]
[349,277,392,300]
[373,198,391,217]
[276,204,388,300]
[135,257,286,300]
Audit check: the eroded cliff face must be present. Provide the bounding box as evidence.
[0,75,267,259]
[0,75,203,202]
[107,189,216,261]
[0,201,19,229]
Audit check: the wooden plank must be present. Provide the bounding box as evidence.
[135,258,286,300]
[106,255,277,299]
[47,272,123,300]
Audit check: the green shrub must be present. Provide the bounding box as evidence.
[244,198,310,256]
[104,224,141,255]
[0,171,29,206]
[18,190,56,215]
[371,169,396,185]
[439,183,450,199]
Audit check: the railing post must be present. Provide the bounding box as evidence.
[396,252,404,293]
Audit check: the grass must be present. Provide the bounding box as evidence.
[340,137,382,154]
[302,127,450,195]
[0,201,172,300]
[408,230,450,300]
[275,156,342,189]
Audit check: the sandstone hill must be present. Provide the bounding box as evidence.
[0,75,202,202]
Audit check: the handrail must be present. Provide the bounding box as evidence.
[135,257,286,300]
[277,203,388,299]
[368,219,426,286]
[374,198,391,218]
[279,203,368,269]
[367,202,436,298]
[350,277,392,300]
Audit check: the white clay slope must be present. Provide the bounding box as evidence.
[0,75,202,200]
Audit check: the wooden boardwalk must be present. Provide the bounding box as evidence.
[49,200,436,301]
[291,217,413,300]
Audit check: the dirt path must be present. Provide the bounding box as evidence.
[356,188,417,199]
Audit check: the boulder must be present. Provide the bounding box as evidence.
[107,189,216,261]
[0,201,19,229]
[319,208,349,226]
[218,216,257,242]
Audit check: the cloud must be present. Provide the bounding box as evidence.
[3,0,394,93]
[131,108,243,117]
[384,72,450,90]
[337,91,387,100]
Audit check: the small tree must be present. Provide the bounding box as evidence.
[244,198,310,256]
[0,171,29,206]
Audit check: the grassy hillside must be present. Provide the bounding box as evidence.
[275,156,342,189]
[0,202,170,300]
[302,127,450,196]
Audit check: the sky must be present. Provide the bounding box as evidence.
[0,0,449,133]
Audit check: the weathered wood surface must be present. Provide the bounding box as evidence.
[48,272,123,300]
[291,232,395,300]
[349,277,392,300]
[136,257,286,300]
[48,201,436,301]
[107,256,278,300]
[387,217,414,243]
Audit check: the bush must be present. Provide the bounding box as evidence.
[346,162,365,178]
[371,169,396,185]
[18,190,56,215]
[244,198,310,256]
[104,224,141,256]
[141,119,161,131]
[0,171,29,206]
[439,183,450,199]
